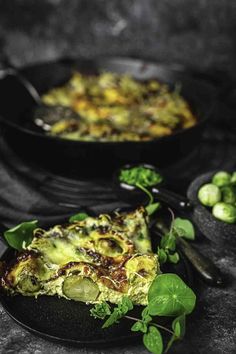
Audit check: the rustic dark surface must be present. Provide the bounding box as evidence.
[0,0,236,80]
[0,1,236,353]
[0,113,236,354]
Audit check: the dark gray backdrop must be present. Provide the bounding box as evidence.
[0,0,236,78]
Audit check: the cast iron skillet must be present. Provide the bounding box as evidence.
[0,57,216,177]
[0,209,192,347]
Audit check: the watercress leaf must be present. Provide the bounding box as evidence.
[172,314,186,339]
[157,248,167,264]
[165,314,186,352]
[102,296,133,328]
[146,202,161,216]
[141,307,152,324]
[131,321,147,333]
[143,326,163,354]
[4,220,38,250]
[102,308,120,328]
[148,274,196,317]
[119,296,133,313]
[90,302,111,319]
[173,218,195,240]
[168,252,180,264]
[160,233,176,251]
[69,212,89,223]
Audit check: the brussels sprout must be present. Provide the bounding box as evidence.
[230,172,236,185]
[198,183,221,207]
[212,202,236,224]
[212,171,231,187]
[221,186,236,205]
[63,276,100,302]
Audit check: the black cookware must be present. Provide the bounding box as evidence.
[0,57,216,177]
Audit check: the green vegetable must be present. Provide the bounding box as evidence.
[69,212,89,223]
[145,202,161,216]
[90,302,111,319]
[212,171,231,187]
[4,220,38,251]
[102,296,133,328]
[166,314,186,352]
[62,276,100,302]
[143,326,163,354]
[230,172,236,185]
[157,248,168,264]
[172,218,195,240]
[119,166,163,188]
[156,217,195,265]
[198,183,221,207]
[221,186,236,205]
[168,252,180,264]
[148,274,196,317]
[212,202,236,224]
[90,273,196,354]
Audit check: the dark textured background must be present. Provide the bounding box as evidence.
[0,0,236,80]
[0,1,236,354]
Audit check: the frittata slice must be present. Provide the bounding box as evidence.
[1,207,159,305]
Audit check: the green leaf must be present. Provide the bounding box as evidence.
[131,321,147,333]
[102,296,133,328]
[160,233,176,251]
[4,220,38,250]
[165,315,186,353]
[90,302,111,319]
[102,308,120,328]
[157,248,167,264]
[168,252,180,264]
[69,212,89,223]
[146,202,161,216]
[118,296,133,313]
[173,218,195,240]
[143,326,163,354]
[148,274,196,317]
[142,307,152,324]
[172,314,186,339]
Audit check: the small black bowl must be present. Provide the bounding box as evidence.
[187,171,236,247]
[113,163,165,205]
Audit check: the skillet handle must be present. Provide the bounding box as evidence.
[152,186,192,212]
[176,237,223,286]
[0,57,41,105]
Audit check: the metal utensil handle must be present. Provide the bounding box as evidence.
[152,186,192,212]
[176,237,223,286]
[0,58,41,105]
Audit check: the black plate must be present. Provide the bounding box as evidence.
[0,223,193,347]
[0,57,216,177]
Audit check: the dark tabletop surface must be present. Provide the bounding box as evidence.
[0,77,236,354]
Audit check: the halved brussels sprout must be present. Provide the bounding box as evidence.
[18,275,40,293]
[62,276,100,302]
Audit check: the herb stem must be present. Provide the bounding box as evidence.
[136,182,154,204]
[150,322,174,335]
[124,316,174,335]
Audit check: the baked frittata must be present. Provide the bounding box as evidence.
[1,207,159,305]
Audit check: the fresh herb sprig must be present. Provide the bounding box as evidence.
[90,273,196,354]
[119,166,163,216]
[3,220,38,251]
[119,166,163,188]
[157,213,195,265]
